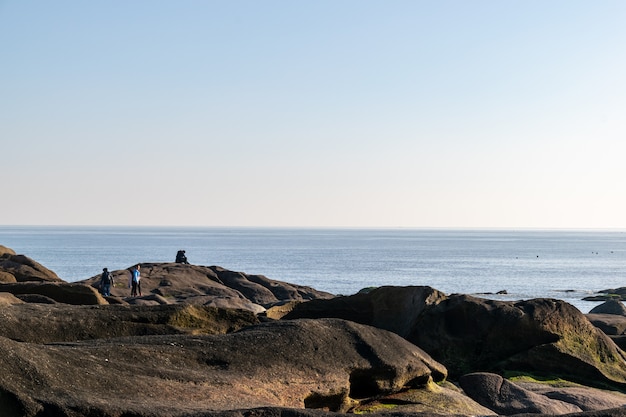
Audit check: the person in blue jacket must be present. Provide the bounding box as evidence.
[129,265,141,297]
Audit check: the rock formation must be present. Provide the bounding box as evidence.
[0,303,259,343]
[284,286,626,389]
[590,300,626,316]
[79,262,334,313]
[586,302,626,351]
[2,245,626,417]
[0,244,16,256]
[584,288,626,302]
[0,318,447,416]
[459,372,582,415]
[515,378,626,412]
[587,313,626,337]
[0,281,105,305]
[0,250,62,282]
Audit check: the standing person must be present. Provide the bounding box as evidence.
[129,265,141,297]
[100,268,113,297]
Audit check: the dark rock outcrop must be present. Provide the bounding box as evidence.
[188,406,626,417]
[0,251,62,282]
[0,282,105,305]
[3,247,626,416]
[0,318,447,416]
[590,300,626,316]
[14,293,57,304]
[285,286,626,389]
[459,372,582,415]
[586,302,626,351]
[586,313,626,350]
[585,288,626,302]
[0,303,259,343]
[283,286,447,336]
[351,381,496,415]
[515,379,626,412]
[587,314,626,336]
[79,263,334,313]
[0,271,17,283]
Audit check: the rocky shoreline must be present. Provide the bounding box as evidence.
[2,244,626,417]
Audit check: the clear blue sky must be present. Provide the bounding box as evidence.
[1,1,625,228]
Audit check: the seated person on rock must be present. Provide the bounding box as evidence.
[175,250,189,264]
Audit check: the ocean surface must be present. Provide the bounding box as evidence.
[1,226,626,313]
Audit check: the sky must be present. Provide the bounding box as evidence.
[1,1,625,229]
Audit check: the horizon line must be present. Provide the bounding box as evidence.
[1,224,626,232]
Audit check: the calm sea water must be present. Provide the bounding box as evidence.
[1,226,626,313]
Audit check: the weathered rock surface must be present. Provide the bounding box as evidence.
[459,372,582,415]
[0,251,62,282]
[0,244,16,256]
[586,313,626,350]
[265,300,302,319]
[285,286,626,389]
[515,379,626,412]
[351,380,496,415]
[3,247,626,416]
[587,314,626,336]
[0,270,17,283]
[586,301,626,351]
[0,292,23,306]
[590,300,626,316]
[585,288,626,302]
[193,407,626,417]
[79,263,334,313]
[0,318,447,417]
[0,247,333,313]
[0,302,259,343]
[283,285,447,336]
[0,281,105,305]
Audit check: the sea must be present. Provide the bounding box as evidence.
[1,226,626,313]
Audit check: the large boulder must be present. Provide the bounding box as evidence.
[0,250,62,282]
[0,303,259,344]
[0,318,447,416]
[587,314,626,336]
[0,271,17,283]
[285,286,626,389]
[585,288,626,302]
[585,313,626,351]
[283,286,447,336]
[590,300,626,316]
[413,296,626,388]
[79,263,334,312]
[0,282,105,305]
[515,378,626,412]
[351,380,496,415]
[459,372,582,415]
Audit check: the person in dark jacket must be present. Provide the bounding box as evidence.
[175,250,189,264]
[100,267,113,297]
